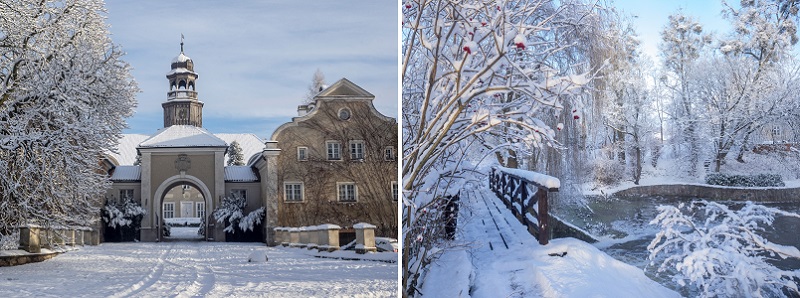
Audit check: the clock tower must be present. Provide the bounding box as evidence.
[162,39,204,127]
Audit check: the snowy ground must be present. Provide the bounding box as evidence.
[0,242,397,297]
[419,186,679,298]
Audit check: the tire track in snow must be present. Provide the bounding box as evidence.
[161,244,216,297]
[110,242,175,298]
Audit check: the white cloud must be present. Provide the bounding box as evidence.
[106,1,398,135]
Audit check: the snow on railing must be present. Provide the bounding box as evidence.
[489,166,560,245]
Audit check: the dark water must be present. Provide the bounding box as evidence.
[553,196,800,296]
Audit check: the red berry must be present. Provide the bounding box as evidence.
[481,21,487,26]
[573,115,580,120]
[463,46,472,54]
[515,42,525,49]
[572,109,577,113]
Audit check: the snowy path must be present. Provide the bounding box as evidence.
[0,242,396,297]
[420,186,680,298]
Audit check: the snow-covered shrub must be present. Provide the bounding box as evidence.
[198,217,205,237]
[0,230,20,250]
[102,198,145,242]
[592,157,625,186]
[648,200,800,297]
[102,198,146,229]
[213,195,264,239]
[705,173,784,187]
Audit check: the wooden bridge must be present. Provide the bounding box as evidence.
[488,166,559,245]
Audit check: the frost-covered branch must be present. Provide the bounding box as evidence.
[648,200,800,297]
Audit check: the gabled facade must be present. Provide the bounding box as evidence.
[271,78,398,238]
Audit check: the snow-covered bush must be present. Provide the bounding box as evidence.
[705,173,784,187]
[592,157,625,186]
[102,198,146,229]
[648,200,800,297]
[102,197,146,242]
[0,230,20,250]
[213,195,264,234]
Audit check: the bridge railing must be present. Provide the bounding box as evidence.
[489,166,559,245]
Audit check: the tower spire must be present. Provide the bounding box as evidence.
[180,33,184,53]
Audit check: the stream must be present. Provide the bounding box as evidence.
[553,195,800,296]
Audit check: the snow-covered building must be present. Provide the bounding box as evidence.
[272,78,398,238]
[102,45,396,244]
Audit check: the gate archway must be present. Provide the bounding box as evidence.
[153,174,213,241]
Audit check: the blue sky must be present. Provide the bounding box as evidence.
[105,1,398,139]
[612,0,732,63]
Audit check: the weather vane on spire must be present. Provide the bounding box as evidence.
[180,33,184,53]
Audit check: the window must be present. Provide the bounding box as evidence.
[284,182,304,202]
[384,146,395,161]
[392,182,398,201]
[338,108,351,120]
[163,202,175,219]
[196,202,205,218]
[350,140,364,160]
[326,141,341,160]
[120,189,134,200]
[231,189,247,200]
[297,147,308,161]
[337,182,357,202]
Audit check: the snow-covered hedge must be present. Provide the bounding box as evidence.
[213,195,264,241]
[103,198,146,229]
[102,198,145,242]
[592,158,625,186]
[705,173,784,187]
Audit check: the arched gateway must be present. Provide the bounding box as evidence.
[153,175,212,241]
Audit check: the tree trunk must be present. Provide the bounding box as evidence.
[736,131,751,163]
[633,146,642,185]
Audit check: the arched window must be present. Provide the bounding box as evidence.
[179,80,187,89]
[188,81,195,90]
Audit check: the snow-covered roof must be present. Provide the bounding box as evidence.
[106,134,150,165]
[110,166,141,181]
[139,125,228,148]
[224,166,258,182]
[172,52,191,63]
[109,131,266,166]
[215,133,265,164]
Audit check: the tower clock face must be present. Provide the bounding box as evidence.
[178,108,188,120]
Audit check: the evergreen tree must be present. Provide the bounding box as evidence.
[227,141,245,166]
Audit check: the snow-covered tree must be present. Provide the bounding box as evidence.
[304,69,326,103]
[603,56,658,185]
[227,141,245,166]
[718,0,800,164]
[213,194,264,233]
[659,13,712,176]
[402,0,608,295]
[648,200,800,297]
[0,0,138,235]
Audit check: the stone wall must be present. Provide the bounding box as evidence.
[613,184,800,202]
[0,252,59,267]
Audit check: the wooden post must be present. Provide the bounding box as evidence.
[537,189,549,245]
